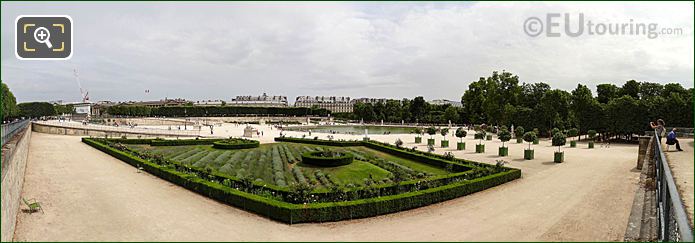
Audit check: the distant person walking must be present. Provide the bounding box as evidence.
[666,128,684,151]
[650,119,666,142]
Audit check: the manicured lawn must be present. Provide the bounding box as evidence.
[126,142,448,188]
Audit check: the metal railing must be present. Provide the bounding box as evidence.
[653,130,694,241]
[1,119,30,147]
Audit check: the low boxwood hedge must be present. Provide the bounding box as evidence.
[83,137,520,223]
[274,137,362,146]
[150,138,225,146]
[301,151,354,166]
[212,139,260,149]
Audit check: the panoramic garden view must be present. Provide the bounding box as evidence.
[1,1,692,242]
[82,136,518,223]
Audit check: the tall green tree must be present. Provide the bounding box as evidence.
[18,102,56,118]
[570,84,594,133]
[639,82,663,99]
[596,84,620,104]
[606,95,644,139]
[621,80,640,99]
[536,89,571,135]
[1,82,19,119]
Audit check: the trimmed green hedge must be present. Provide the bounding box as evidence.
[150,138,225,146]
[83,137,520,223]
[212,139,260,149]
[301,151,354,166]
[274,137,362,146]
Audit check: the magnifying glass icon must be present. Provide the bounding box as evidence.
[33,27,53,49]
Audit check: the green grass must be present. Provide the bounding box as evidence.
[347,146,449,175]
[126,142,453,188]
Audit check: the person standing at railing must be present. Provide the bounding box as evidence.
[666,128,684,151]
[650,119,666,142]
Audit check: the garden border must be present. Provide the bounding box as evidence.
[82,137,520,223]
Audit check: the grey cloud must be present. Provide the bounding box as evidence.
[1,2,692,103]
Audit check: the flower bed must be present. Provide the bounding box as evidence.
[83,137,521,223]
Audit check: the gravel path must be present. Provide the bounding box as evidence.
[14,131,640,241]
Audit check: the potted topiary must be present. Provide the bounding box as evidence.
[414,127,422,144]
[515,126,525,143]
[567,128,578,147]
[498,126,511,156]
[455,127,467,150]
[552,131,566,162]
[551,128,560,137]
[587,129,597,149]
[532,128,540,144]
[440,128,449,148]
[523,131,537,160]
[426,126,437,146]
[476,129,486,153]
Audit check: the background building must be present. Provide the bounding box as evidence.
[429,99,462,108]
[295,96,352,113]
[228,93,287,107]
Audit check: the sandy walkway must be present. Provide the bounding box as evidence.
[663,138,694,227]
[14,130,640,241]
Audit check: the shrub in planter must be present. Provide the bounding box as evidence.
[587,129,597,149]
[475,129,486,153]
[523,131,537,160]
[552,132,566,163]
[476,144,485,153]
[440,128,449,148]
[498,127,511,157]
[532,128,540,144]
[486,134,493,140]
[455,127,467,150]
[567,128,578,148]
[301,151,354,167]
[414,127,423,143]
[426,126,437,145]
[514,126,525,143]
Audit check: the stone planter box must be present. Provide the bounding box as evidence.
[524,149,534,160]
[554,151,564,163]
[441,140,449,148]
[588,141,594,148]
[427,138,435,145]
[498,146,508,157]
[475,144,485,153]
[533,139,539,145]
[415,137,422,144]
[457,142,465,150]
[570,140,576,147]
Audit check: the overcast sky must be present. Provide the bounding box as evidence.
[1,2,693,104]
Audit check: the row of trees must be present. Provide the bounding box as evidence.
[106,105,331,117]
[336,96,463,124]
[462,71,693,138]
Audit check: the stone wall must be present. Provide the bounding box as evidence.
[625,136,657,241]
[1,128,32,241]
[32,122,198,138]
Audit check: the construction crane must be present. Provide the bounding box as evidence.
[74,68,89,103]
